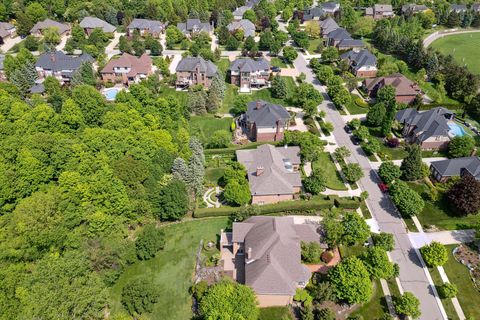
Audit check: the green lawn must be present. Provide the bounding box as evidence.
[350,280,389,320]
[345,99,369,115]
[189,116,232,144]
[109,218,230,320]
[270,57,288,68]
[443,244,480,320]
[339,244,367,258]
[216,58,231,75]
[259,306,294,320]
[431,32,480,75]
[312,152,348,191]
[307,38,323,54]
[205,167,225,185]
[159,86,188,107]
[428,267,460,320]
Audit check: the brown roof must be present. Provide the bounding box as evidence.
[364,73,419,96]
[101,53,152,77]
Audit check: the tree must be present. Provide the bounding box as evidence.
[71,85,107,125]
[378,161,402,184]
[10,61,37,98]
[305,21,320,38]
[303,169,327,194]
[122,277,160,316]
[315,308,335,320]
[333,146,351,162]
[208,130,231,148]
[25,2,47,24]
[372,232,395,251]
[223,179,251,206]
[362,139,381,156]
[135,224,165,260]
[438,283,458,299]
[71,62,96,86]
[366,103,386,126]
[389,181,424,217]
[259,30,274,50]
[322,47,339,62]
[153,179,189,221]
[271,75,288,99]
[43,27,61,46]
[226,35,240,50]
[322,216,345,248]
[283,46,298,63]
[328,257,372,304]
[448,135,475,158]
[447,174,480,216]
[394,292,421,319]
[377,85,397,136]
[200,280,259,320]
[243,9,257,23]
[361,247,396,279]
[343,163,364,183]
[188,88,207,114]
[301,241,323,263]
[400,144,423,181]
[292,31,309,49]
[243,36,258,53]
[342,211,370,245]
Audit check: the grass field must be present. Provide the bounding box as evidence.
[270,57,288,68]
[109,218,229,320]
[308,38,323,54]
[431,32,480,75]
[428,267,459,320]
[312,152,348,191]
[259,306,294,320]
[350,280,389,320]
[189,116,232,144]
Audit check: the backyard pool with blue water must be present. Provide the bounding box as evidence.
[103,88,121,101]
[448,122,467,137]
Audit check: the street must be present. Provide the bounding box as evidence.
[293,53,447,320]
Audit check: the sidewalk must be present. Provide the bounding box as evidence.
[408,229,475,249]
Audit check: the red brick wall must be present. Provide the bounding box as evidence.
[395,95,416,104]
[256,131,284,142]
[356,70,377,78]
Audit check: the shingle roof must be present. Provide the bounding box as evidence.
[401,4,428,13]
[236,144,302,196]
[473,3,480,11]
[319,17,339,35]
[177,19,211,34]
[80,16,116,33]
[127,19,165,33]
[327,27,351,41]
[101,53,153,77]
[0,22,14,38]
[176,56,218,76]
[29,83,45,94]
[341,49,376,71]
[450,4,467,11]
[245,100,290,128]
[374,4,393,12]
[233,216,316,295]
[431,157,480,180]
[233,6,251,17]
[303,6,326,20]
[30,19,70,35]
[321,1,340,12]
[227,19,256,37]
[337,39,365,48]
[395,107,454,142]
[365,73,420,96]
[35,51,93,72]
[229,57,270,73]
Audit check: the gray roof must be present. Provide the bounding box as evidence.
[327,27,351,41]
[431,157,480,180]
[227,19,256,37]
[80,16,116,33]
[30,19,70,35]
[177,19,211,34]
[395,107,454,142]
[450,4,467,12]
[473,3,480,11]
[319,17,339,35]
[236,144,302,196]
[337,39,365,49]
[176,56,218,76]
[29,83,45,94]
[233,6,251,17]
[0,54,4,70]
[321,2,340,12]
[245,100,290,128]
[127,19,165,33]
[0,22,14,38]
[303,6,326,20]
[374,4,393,12]
[229,57,270,73]
[341,49,377,71]
[233,216,315,295]
[401,4,428,13]
[35,51,94,72]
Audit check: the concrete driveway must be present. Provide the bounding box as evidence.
[55,34,69,51]
[1,36,22,53]
[105,32,124,58]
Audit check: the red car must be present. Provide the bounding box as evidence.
[378,183,388,193]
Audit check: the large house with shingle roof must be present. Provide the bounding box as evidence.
[101,53,153,85]
[227,19,256,38]
[240,100,291,142]
[430,157,480,182]
[319,17,339,37]
[395,107,456,150]
[326,27,365,50]
[365,4,394,19]
[30,19,70,36]
[35,51,93,82]
[401,4,429,15]
[0,22,15,44]
[236,144,302,204]
[363,73,421,104]
[175,56,218,89]
[229,58,270,92]
[127,19,166,38]
[450,4,468,13]
[341,49,377,77]
[177,19,213,37]
[220,216,325,306]
[80,16,116,35]
[300,2,340,22]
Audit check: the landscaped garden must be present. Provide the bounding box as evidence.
[431,32,480,75]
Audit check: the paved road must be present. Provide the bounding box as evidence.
[293,54,446,320]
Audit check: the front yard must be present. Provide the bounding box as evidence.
[312,152,348,191]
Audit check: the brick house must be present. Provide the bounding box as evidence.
[30,19,71,37]
[220,216,327,306]
[319,17,339,38]
[79,16,116,35]
[430,157,480,182]
[101,53,153,85]
[365,4,394,19]
[239,100,291,142]
[340,49,377,78]
[175,56,218,89]
[127,19,166,38]
[35,51,93,82]
[177,19,213,37]
[236,144,302,204]
[229,58,270,93]
[363,73,422,104]
[326,27,365,50]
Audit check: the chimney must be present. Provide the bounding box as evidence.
[255,100,262,109]
[50,52,56,62]
[256,166,264,176]
[247,247,252,260]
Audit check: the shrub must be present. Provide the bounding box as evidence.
[301,241,323,263]
[135,224,165,260]
[372,232,394,251]
[420,241,448,267]
[394,292,421,319]
[122,277,160,316]
[386,137,400,148]
[321,250,334,263]
[355,97,368,108]
[438,283,458,299]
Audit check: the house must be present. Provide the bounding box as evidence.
[430,157,480,182]
[450,4,468,13]
[79,16,116,35]
[227,19,256,38]
[0,22,16,44]
[365,4,394,19]
[326,27,365,50]
[35,51,93,82]
[233,6,251,20]
[363,73,421,104]
[401,4,429,15]
[395,107,456,150]
[220,216,326,306]
[127,19,166,38]
[101,53,153,85]
[319,17,339,38]
[472,3,480,12]
[30,19,71,37]
[177,19,213,37]
[229,58,270,92]
[0,55,5,80]
[321,2,341,14]
[239,100,291,142]
[175,56,218,89]
[341,49,377,78]
[236,144,302,204]
[302,6,326,21]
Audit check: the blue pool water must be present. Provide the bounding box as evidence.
[448,123,467,137]
[104,88,120,100]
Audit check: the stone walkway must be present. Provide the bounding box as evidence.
[203,187,221,208]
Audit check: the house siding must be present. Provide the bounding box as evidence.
[252,194,294,204]
[356,69,377,78]
[256,294,293,307]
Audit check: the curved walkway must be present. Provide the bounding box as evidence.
[423,28,480,47]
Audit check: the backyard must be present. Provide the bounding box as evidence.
[109,217,229,320]
[312,152,348,191]
[431,32,480,75]
[189,116,233,145]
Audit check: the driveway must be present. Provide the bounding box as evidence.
[409,230,475,249]
[56,34,69,51]
[167,53,182,74]
[1,36,22,53]
[105,32,124,58]
[294,53,447,320]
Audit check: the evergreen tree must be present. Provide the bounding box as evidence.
[10,61,37,98]
[400,144,423,181]
[71,62,96,87]
[188,137,205,195]
[271,75,288,99]
[188,88,208,114]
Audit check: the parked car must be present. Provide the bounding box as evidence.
[378,183,388,193]
[271,66,281,72]
[351,136,361,145]
[344,125,353,134]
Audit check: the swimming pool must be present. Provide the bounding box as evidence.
[448,122,467,137]
[103,88,121,101]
